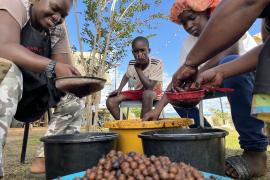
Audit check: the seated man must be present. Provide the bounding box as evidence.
[106,36,163,119]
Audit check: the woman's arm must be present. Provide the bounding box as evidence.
[0,10,50,72]
[196,45,263,87]
[186,0,269,66]
[217,45,263,78]
[0,10,80,77]
[199,42,239,73]
[51,53,72,65]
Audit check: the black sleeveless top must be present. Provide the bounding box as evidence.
[14,20,64,122]
[253,3,270,94]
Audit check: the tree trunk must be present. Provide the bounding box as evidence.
[73,0,87,73]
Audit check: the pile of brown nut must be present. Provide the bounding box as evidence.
[75,150,210,180]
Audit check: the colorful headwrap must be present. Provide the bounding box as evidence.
[170,0,221,24]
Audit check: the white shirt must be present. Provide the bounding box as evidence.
[179,32,258,65]
[125,57,163,90]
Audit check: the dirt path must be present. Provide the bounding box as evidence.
[3,128,46,180]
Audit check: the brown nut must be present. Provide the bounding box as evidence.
[145,176,153,180]
[104,162,112,170]
[103,170,110,177]
[138,164,146,171]
[145,160,151,166]
[169,173,176,179]
[148,166,156,175]
[118,174,126,180]
[87,172,96,180]
[130,161,138,169]
[159,170,169,180]
[98,158,106,165]
[123,168,132,176]
[137,174,144,180]
[133,155,140,162]
[142,169,149,176]
[126,156,133,163]
[152,174,160,180]
[154,161,161,167]
[127,176,135,180]
[120,161,130,169]
[107,174,115,180]
[169,166,178,174]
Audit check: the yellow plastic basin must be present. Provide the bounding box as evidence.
[104,118,194,154]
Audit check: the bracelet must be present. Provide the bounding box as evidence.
[45,60,57,78]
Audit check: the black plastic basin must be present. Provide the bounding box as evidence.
[139,128,228,175]
[40,132,118,180]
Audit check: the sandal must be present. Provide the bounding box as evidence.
[225,155,250,179]
[225,153,267,180]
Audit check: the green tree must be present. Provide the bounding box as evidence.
[130,107,141,118]
[81,0,165,75]
[74,0,166,127]
[210,108,233,127]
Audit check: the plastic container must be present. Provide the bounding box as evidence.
[104,118,193,154]
[165,88,233,108]
[59,170,232,180]
[139,128,228,175]
[55,76,106,98]
[40,132,118,180]
[166,90,205,108]
[120,90,144,100]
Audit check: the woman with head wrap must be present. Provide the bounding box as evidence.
[144,0,267,179]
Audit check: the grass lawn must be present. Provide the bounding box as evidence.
[2,127,270,179]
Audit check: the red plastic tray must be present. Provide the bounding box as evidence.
[121,90,144,100]
[121,90,162,100]
[165,87,234,101]
[166,90,205,101]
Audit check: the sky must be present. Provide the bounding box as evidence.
[65,1,261,116]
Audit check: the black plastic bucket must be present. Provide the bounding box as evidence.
[139,128,228,175]
[40,132,118,180]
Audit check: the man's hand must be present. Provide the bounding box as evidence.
[195,68,224,88]
[172,64,198,91]
[134,53,148,69]
[55,63,81,78]
[142,109,160,121]
[108,89,121,97]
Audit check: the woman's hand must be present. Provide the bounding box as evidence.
[55,63,81,78]
[172,64,198,91]
[195,68,224,88]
